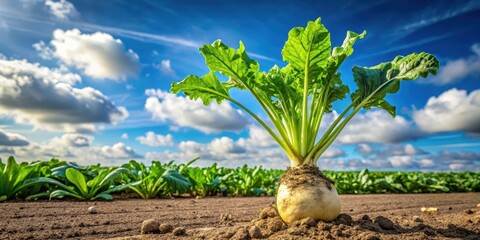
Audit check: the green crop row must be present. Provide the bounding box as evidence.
[1,156,479,201]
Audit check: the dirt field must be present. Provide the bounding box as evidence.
[1,193,479,240]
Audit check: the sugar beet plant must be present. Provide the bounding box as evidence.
[121,160,191,199]
[0,157,62,201]
[171,18,439,223]
[49,167,141,200]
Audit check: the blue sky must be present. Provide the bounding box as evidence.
[0,0,479,171]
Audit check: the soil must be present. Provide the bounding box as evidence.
[278,165,334,190]
[1,193,479,240]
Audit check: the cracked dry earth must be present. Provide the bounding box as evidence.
[1,193,479,239]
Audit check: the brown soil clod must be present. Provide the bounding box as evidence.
[159,223,173,233]
[248,225,262,239]
[140,219,159,234]
[464,209,474,214]
[259,206,277,219]
[172,226,186,236]
[374,216,395,230]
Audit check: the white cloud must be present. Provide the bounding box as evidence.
[33,41,54,59]
[144,125,289,169]
[355,143,373,155]
[121,133,129,139]
[45,0,78,20]
[0,129,29,146]
[413,88,480,133]
[322,147,346,158]
[49,133,92,147]
[144,89,249,133]
[92,142,142,159]
[386,144,428,156]
[418,158,435,168]
[155,59,176,76]
[0,133,142,165]
[38,28,140,80]
[337,110,422,144]
[0,58,128,133]
[420,43,480,85]
[136,131,174,147]
[389,156,416,168]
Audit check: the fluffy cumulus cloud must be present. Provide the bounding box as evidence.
[337,110,422,144]
[49,134,92,147]
[0,133,141,165]
[413,88,480,133]
[45,0,78,20]
[320,148,480,171]
[91,143,142,160]
[136,131,174,147]
[388,156,416,168]
[355,143,374,156]
[144,89,249,133]
[420,43,480,85]
[0,58,128,133]
[154,59,175,76]
[36,29,140,80]
[0,129,29,146]
[20,0,78,20]
[383,144,428,156]
[145,125,289,168]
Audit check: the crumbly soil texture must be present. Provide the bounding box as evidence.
[278,165,334,190]
[1,193,480,240]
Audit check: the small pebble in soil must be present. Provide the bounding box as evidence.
[87,206,97,214]
[477,203,480,208]
[159,223,173,233]
[374,216,395,230]
[413,216,423,222]
[464,209,474,214]
[141,219,159,234]
[248,226,262,239]
[172,227,186,236]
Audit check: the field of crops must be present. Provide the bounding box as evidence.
[1,156,479,202]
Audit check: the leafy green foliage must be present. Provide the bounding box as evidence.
[0,157,61,201]
[0,157,479,201]
[121,160,191,199]
[170,18,439,166]
[49,167,140,200]
[185,163,233,197]
[351,52,439,116]
[326,170,480,194]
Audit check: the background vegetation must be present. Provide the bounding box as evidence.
[1,157,479,201]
